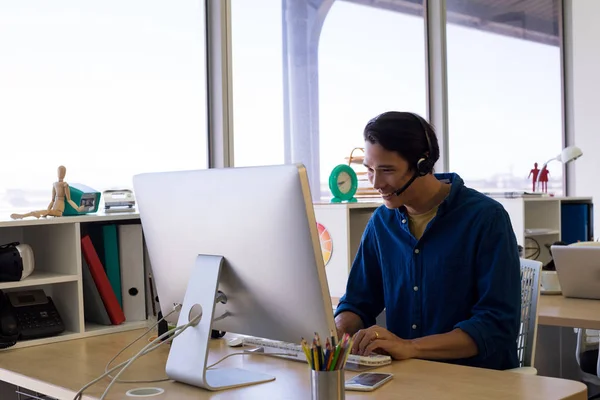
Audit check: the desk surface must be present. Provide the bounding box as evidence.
[539,295,600,329]
[0,330,587,400]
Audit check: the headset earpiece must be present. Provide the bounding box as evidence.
[409,113,434,177]
[416,157,432,177]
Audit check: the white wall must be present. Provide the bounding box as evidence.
[566,0,600,235]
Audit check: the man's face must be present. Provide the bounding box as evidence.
[363,141,414,208]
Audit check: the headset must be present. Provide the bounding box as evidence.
[391,112,435,196]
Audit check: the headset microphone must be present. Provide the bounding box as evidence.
[393,172,419,197]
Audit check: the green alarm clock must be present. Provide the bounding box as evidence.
[329,164,358,203]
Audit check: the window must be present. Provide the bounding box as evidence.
[231,0,426,199]
[0,2,207,214]
[230,0,284,169]
[446,0,563,194]
[319,1,426,197]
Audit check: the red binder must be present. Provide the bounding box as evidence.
[81,235,126,325]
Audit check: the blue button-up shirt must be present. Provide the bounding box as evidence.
[335,173,521,370]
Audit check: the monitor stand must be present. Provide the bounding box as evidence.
[165,254,275,391]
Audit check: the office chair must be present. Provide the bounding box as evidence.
[575,328,600,399]
[507,258,542,374]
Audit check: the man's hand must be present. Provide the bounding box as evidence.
[351,325,416,361]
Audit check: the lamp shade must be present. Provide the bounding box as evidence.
[559,145,583,163]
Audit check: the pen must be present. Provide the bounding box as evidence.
[315,333,324,370]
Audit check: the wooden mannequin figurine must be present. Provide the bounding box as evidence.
[10,166,85,220]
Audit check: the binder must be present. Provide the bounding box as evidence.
[561,203,590,244]
[118,224,147,321]
[82,257,112,326]
[81,235,125,325]
[103,224,123,307]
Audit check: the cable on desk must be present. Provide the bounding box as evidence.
[98,313,201,400]
[104,306,179,384]
[72,313,196,400]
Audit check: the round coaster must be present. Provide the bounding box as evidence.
[126,387,165,397]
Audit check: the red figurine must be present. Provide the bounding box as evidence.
[528,163,540,192]
[539,167,550,193]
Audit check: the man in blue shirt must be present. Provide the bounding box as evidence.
[334,111,521,370]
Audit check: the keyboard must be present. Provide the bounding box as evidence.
[242,337,392,371]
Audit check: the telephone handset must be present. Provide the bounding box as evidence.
[0,290,19,349]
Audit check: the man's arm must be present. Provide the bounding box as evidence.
[453,206,521,362]
[410,328,477,359]
[354,325,477,360]
[335,311,363,338]
[334,219,384,337]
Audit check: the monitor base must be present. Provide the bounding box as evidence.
[165,254,275,391]
[204,368,275,390]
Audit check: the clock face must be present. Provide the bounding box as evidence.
[337,171,352,194]
[329,164,358,201]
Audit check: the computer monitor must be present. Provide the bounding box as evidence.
[133,164,336,391]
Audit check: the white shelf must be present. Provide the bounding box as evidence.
[0,271,79,290]
[0,213,151,350]
[6,330,79,350]
[0,210,140,228]
[314,200,382,209]
[83,321,149,337]
[0,322,150,352]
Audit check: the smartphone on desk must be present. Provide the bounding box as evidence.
[345,372,394,391]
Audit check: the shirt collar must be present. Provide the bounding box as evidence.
[396,172,464,217]
[434,172,463,215]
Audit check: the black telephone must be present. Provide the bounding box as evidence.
[0,289,65,348]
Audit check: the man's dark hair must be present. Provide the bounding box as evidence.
[363,111,440,172]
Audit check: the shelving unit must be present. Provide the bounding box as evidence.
[0,211,148,350]
[495,196,594,265]
[313,201,382,298]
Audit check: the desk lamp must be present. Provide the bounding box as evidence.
[535,145,583,192]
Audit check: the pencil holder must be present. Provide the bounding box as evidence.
[310,369,345,400]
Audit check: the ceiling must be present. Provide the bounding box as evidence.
[342,0,561,46]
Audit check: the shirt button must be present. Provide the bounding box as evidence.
[412,324,417,329]
[413,286,419,291]
[401,219,407,224]
[414,249,420,254]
